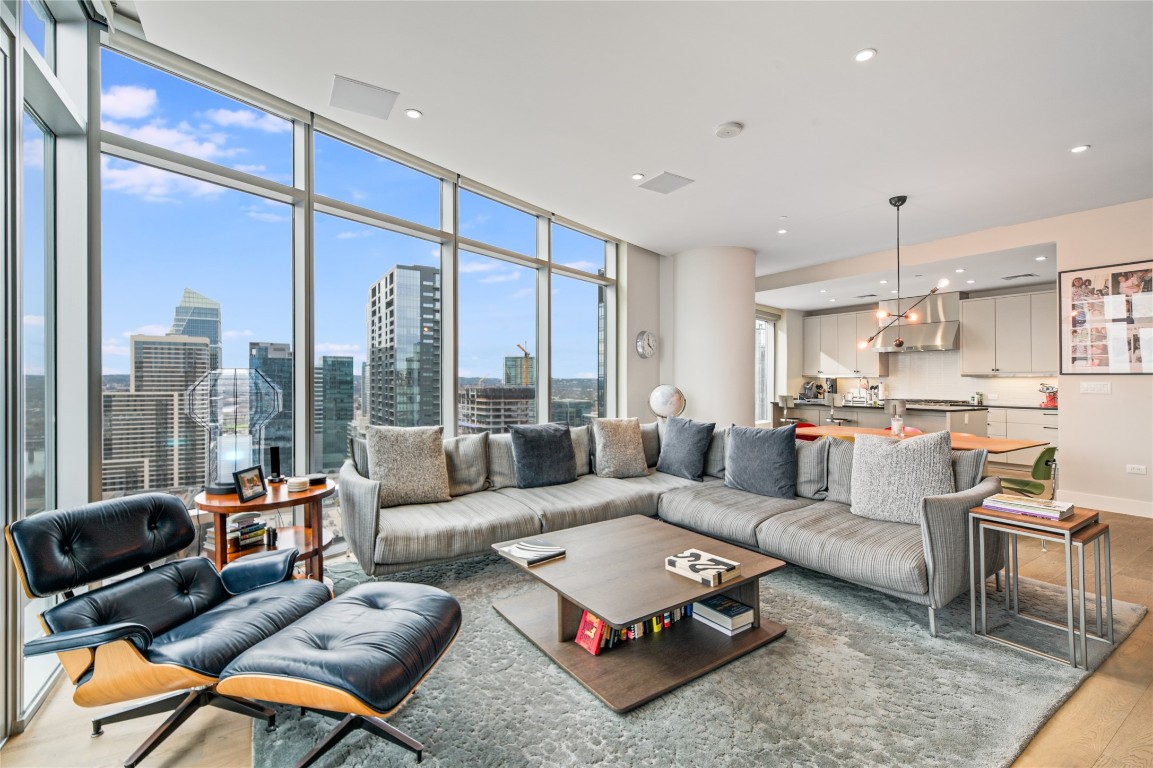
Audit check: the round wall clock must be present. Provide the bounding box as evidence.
[635,330,657,359]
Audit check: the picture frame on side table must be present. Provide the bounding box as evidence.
[233,465,268,503]
[1059,259,1152,374]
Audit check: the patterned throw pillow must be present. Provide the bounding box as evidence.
[795,438,829,500]
[724,424,797,498]
[487,433,517,490]
[570,426,592,476]
[656,416,716,482]
[509,423,577,489]
[365,425,451,508]
[443,432,489,497]
[592,418,649,479]
[849,431,956,525]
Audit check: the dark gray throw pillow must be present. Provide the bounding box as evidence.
[509,423,578,489]
[656,415,716,481]
[724,425,797,498]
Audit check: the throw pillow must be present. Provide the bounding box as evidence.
[365,425,451,508]
[850,431,956,525]
[487,433,517,490]
[443,433,489,497]
[656,415,716,482]
[795,437,829,500]
[510,423,578,489]
[640,421,661,467]
[952,448,988,491]
[724,425,797,498]
[826,437,854,505]
[570,426,591,476]
[704,427,728,478]
[592,418,649,479]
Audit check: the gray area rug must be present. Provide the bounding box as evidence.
[254,556,1145,768]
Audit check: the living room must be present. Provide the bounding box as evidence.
[2,1,1151,767]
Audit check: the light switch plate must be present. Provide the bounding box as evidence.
[1079,382,1111,395]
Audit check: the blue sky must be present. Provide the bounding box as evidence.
[100,50,602,380]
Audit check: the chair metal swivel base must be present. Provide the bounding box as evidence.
[92,686,276,768]
[297,707,424,766]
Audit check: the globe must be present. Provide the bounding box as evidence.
[649,385,686,418]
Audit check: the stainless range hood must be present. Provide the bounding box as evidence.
[870,292,964,352]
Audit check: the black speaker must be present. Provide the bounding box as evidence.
[269,447,282,480]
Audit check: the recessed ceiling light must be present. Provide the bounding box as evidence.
[855,48,877,63]
[1071,144,1091,153]
[1035,255,1047,261]
[955,268,965,273]
[631,173,645,181]
[967,280,975,284]
[880,280,888,284]
[829,299,836,303]
[777,229,788,235]
[404,108,423,119]
[819,289,827,293]
[891,290,898,294]
[778,215,789,220]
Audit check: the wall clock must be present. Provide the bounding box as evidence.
[635,330,657,358]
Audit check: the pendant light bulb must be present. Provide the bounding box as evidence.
[876,308,889,320]
[858,340,869,350]
[907,311,918,323]
[936,277,950,290]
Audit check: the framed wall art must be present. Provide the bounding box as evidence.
[1059,259,1152,374]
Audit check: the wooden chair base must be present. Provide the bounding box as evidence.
[297,708,423,766]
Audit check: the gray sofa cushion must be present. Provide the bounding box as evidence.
[373,492,541,566]
[488,433,517,489]
[443,432,489,497]
[658,482,810,547]
[366,425,451,508]
[640,422,660,467]
[796,438,829,500]
[349,436,369,477]
[494,474,659,532]
[850,432,955,525]
[571,426,591,476]
[725,424,796,498]
[592,418,648,479]
[826,437,854,505]
[755,501,928,597]
[656,416,716,481]
[510,423,577,488]
[952,449,988,491]
[704,427,728,479]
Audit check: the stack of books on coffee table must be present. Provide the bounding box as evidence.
[692,594,754,636]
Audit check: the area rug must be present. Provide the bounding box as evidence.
[254,556,1145,768]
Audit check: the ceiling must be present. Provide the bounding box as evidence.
[121,1,1151,308]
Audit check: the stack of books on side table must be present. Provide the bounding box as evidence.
[665,548,742,586]
[982,493,1075,520]
[692,594,754,636]
[205,512,269,553]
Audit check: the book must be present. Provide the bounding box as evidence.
[983,494,1074,520]
[693,611,752,637]
[692,594,754,630]
[496,539,566,567]
[666,548,742,587]
[574,610,606,655]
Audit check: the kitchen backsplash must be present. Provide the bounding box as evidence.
[835,350,1055,406]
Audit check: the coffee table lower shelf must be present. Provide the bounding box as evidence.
[493,587,786,713]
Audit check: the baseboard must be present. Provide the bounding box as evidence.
[1057,490,1152,519]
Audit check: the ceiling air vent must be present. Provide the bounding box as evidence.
[638,172,695,194]
[1001,273,1040,281]
[854,294,878,299]
[330,75,399,120]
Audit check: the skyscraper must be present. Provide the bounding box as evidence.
[169,288,222,370]
[314,356,354,472]
[366,264,441,427]
[250,342,292,473]
[458,385,534,434]
[503,352,536,386]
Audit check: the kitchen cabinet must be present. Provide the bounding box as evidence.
[802,316,822,376]
[987,408,1058,466]
[801,311,888,377]
[819,315,842,375]
[855,312,887,377]
[960,291,1057,375]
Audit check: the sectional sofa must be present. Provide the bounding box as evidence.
[339,424,1001,636]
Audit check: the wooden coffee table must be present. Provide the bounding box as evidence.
[492,515,787,713]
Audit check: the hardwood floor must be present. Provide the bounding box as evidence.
[2,511,1150,768]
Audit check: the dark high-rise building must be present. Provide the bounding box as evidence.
[250,342,292,474]
[314,356,354,471]
[169,288,222,370]
[366,265,441,427]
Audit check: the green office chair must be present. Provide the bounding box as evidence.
[1002,447,1058,499]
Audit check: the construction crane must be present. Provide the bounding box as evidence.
[516,343,531,386]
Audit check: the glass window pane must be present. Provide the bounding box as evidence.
[552,223,605,274]
[755,318,775,421]
[550,275,604,425]
[100,49,292,183]
[459,189,536,256]
[101,157,292,507]
[314,133,440,229]
[22,0,54,67]
[458,251,536,432]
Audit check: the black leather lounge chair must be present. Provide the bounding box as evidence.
[4,492,332,767]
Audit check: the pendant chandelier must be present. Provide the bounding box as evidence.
[859,195,949,350]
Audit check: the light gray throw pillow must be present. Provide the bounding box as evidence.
[704,427,727,478]
[850,431,956,525]
[795,438,829,500]
[365,425,451,509]
[487,433,517,490]
[592,418,648,479]
[443,432,489,497]
[570,426,591,476]
[826,438,854,505]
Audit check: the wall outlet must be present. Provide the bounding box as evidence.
[1126,464,1147,475]
[986,393,999,400]
[1080,382,1111,395]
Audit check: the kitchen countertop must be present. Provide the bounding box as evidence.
[789,400,988,412]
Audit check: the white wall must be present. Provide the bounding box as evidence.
[661,246,756,426]
[617,243,662,419]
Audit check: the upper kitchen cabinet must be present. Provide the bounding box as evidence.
[960,291,1057,375]
[802,311,888,377]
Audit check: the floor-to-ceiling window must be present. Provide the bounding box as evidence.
[755,315,777,421]
[550,223,609,425]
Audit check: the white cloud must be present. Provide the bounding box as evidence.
[103,118,240,163]
[233,163,267,174]
[23,136,44,168]
[103,339,130,357]
[243,205,289,223]
[102,156,224,203]
[224,329,254,339]
[349,187,369,202]
[336,230,372,240]
[460,213,490,231]
[102,85,158,119]
[23,314,44,327]
[561,260,599,272]
[510,288,534,300]
[123,324,170,338]
[316,342,361,355]
[480,271,521,284]
[459,261,499,274]
[203,108,291,134]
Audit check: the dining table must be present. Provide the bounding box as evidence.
[794,425,1049,454]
